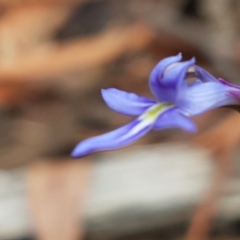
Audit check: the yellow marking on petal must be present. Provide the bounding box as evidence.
[141,103,173,121]
[120,103,174,141]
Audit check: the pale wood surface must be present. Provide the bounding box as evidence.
[0,144,214,239]
[1,144,240,239]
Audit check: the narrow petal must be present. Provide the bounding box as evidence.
[218,78,240,89]
[177,82,238,116]
[101,88,156,116]
[162,57,195,87]
[149,53,182,101]
[228,90,240,100]
[71,103,173,158]
[149,56,195,102]
[71,119,152,158]
[195,66,218,83]
[153,107,197,132]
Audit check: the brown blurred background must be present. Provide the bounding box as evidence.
[1,0,240,240]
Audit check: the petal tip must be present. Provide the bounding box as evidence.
[183,123,197,133]
[190,57,196,64]
[189,125,198,133]
[101,88,113,101]
[175,52,182,61]
[71,143,90,158]
[186,119,198,133]
[181,57,195,66]
[71,147,81,158]
[71,152,79,158]
[101,88,109,94]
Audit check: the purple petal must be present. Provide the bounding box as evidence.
[101,88,156,116]
[228,90,240,99]
[149,55,195,102]
[149,53,182,101]
[177,82,238,116]
[162,57,195,87]
[71,103,176,158]
[71,118,152,158]
[153,107,197,132]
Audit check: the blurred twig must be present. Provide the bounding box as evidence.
[28,159,92,240]
[185,154,233,240]
[186,112,240,240]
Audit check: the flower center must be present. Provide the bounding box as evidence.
[141,102,173,121]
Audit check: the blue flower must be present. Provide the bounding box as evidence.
[72,53,240,158]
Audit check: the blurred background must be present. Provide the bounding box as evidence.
[1,0,240,239]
